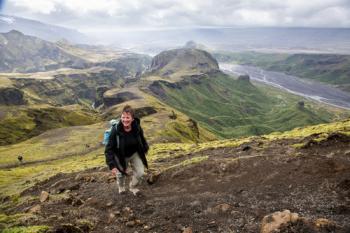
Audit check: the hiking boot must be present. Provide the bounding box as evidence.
[129,187,140,196]
[118,186,126,194]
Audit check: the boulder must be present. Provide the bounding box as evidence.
[40,191,49,202]
[182,227,193,233]
[314,218,336,230]
[260,210,299,233]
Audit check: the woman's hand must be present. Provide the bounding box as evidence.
[111,168,118,176]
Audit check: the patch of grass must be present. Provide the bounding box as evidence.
[266,118,350,140]
[291,143,306,149]
[0,77,13,88]
[312,133,329,142]
[158,121,199,143]
[0,213,49,233]
[0,122,104,166]
[148,143,195,162]
[0,213,27,227]
[0,148,104,196]
[0,105,99,146]
[2,225,49,233]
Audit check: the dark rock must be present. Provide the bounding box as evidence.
[0,87,26,105]
[103,91,140,107]
[71,197,84,206]
[298,101,305,109]
[147,172,161,185]
[0,195,10,203]
[68,183,80,191]
[187,118,200,139]
[52,224,84,233]
[169,110,177,119]
[17,155,24,163]
[134,106,157,118]
[238,75,250,82]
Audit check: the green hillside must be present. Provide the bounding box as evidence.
[214,51,350,92]
[150,72,348,138]
[0,105,99,146]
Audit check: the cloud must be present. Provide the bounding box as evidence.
[2,0,350,30]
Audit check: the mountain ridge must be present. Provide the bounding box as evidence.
[0,30,88,73]
[0,14,90,44]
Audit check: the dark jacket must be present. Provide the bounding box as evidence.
[105,118,149,175]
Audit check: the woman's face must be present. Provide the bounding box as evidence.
[121,112,134,128]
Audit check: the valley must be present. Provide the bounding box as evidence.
[0,29,350,233]
[220,63,350,110]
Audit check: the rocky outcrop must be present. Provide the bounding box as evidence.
[260,210,299,233]
[261,210,339,233]
[10,68,123,106]
[94,86,109,108]
[103,91,141,107]
[149,48,219,77]
[134,106,157,118]
[0,87,26,105]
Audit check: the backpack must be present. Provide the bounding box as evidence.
[102,119,119,145]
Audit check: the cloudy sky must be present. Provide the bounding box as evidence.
[1,0,350,32]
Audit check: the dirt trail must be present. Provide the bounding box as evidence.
[4,134,350,233]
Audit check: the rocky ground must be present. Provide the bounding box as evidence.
[4,133,350,233]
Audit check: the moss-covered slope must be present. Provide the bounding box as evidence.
[149,72,348,138]
[0,105,99,146]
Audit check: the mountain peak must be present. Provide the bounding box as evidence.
[6,29,24,36]
[184,40,198,48]
[149,48,219,78]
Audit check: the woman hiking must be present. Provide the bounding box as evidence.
[105,105,149,195]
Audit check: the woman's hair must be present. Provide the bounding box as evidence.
[122,105,135,118]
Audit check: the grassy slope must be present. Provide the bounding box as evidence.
[102,87,216,144]
[154,72,349,138]
[0,105,100,146]
[0,122,106,196]
[1,112,348,199]
[213,51,350,91]
[1,117,349,232]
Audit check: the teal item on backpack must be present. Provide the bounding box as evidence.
[102,119,119,145]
